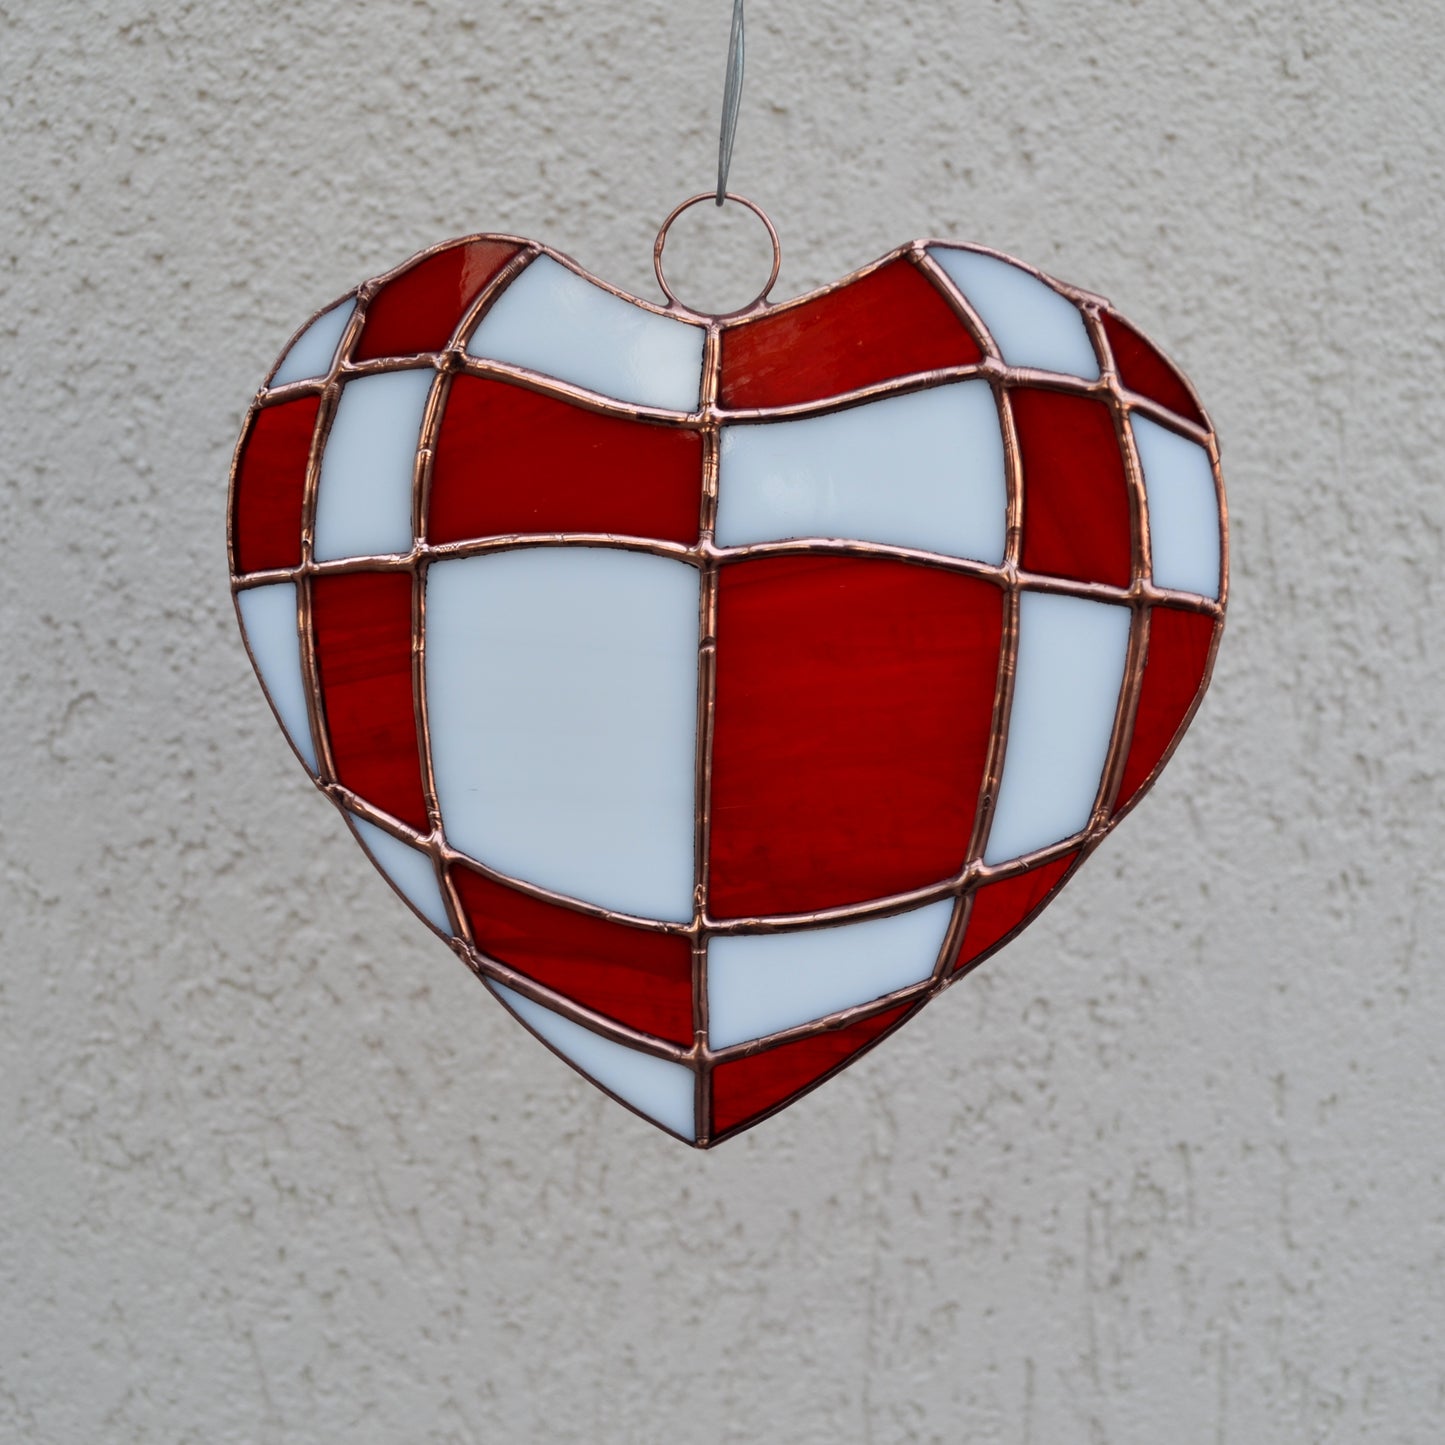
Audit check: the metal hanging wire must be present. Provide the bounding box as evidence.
[715,0,746,204]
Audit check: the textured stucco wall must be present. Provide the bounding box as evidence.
[3,1,1443,1440]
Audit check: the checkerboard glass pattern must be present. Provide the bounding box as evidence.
[230,235,1226,1146]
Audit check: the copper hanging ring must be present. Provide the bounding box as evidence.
[653,191,782,320]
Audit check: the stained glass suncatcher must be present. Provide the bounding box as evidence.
[229,230,1227,1147]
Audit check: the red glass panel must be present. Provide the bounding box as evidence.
[428,375,704,546]
[1113,607,1216,814]
[353,239,521,362]
[232,396,320,574]
[708,556,1001,919]
[451,864,695,1046]
[1014,386,1133,588]
[1101,311,1207,429]
[719,258,982,411]
[953,851,1078,972]
[711,1000,915,1137]
[310,571,428,831]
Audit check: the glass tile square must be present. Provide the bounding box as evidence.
[708,555,1001,918]
[313,369,434,562]
[1102,311,1206,428]
[453,864,695,1046]
[984,592,1131,864]
[1113,607,1217,815]
[1014,386,1132,588]
[429,375,703,547]
[468,255,706,413]
[710,1001,915,1138]
[355,239,519,361]
[270,298,355,387]
[489,981,697,1140]
[232,396,321,575]
[928,247,1099,379]
[426,548,700,922]
[311,570,429,832]
[719,258,981,410]
[716,380,1005,564]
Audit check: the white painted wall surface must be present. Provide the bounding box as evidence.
[2,2,1442,1440]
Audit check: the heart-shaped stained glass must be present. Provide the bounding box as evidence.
[229,230,1226,1146]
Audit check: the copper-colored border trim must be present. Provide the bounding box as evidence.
[324,778,1087,922]
[259,354,1211,450]
[234,538,1222,619]
[1087,314,1153,826]
[293,302,364,786]
[228,226,1229,1150]
[691,323,725,1144]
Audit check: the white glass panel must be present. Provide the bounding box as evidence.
[313,369,433,562]
[984,592,1131,864]
[489,980,696,1139]
[1132,415,1221,599]
[928,248,1100,381]
[270,298,355,386]
[707,899,953,1050]
[716,381,1006,563]
[426,547,700,922]
[350,816,451,933]
[237,583,317,771]
[468,255,705,413]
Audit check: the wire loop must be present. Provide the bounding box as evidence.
[654,191,781,319]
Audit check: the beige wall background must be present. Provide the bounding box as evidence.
[4,1,1443,1440]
